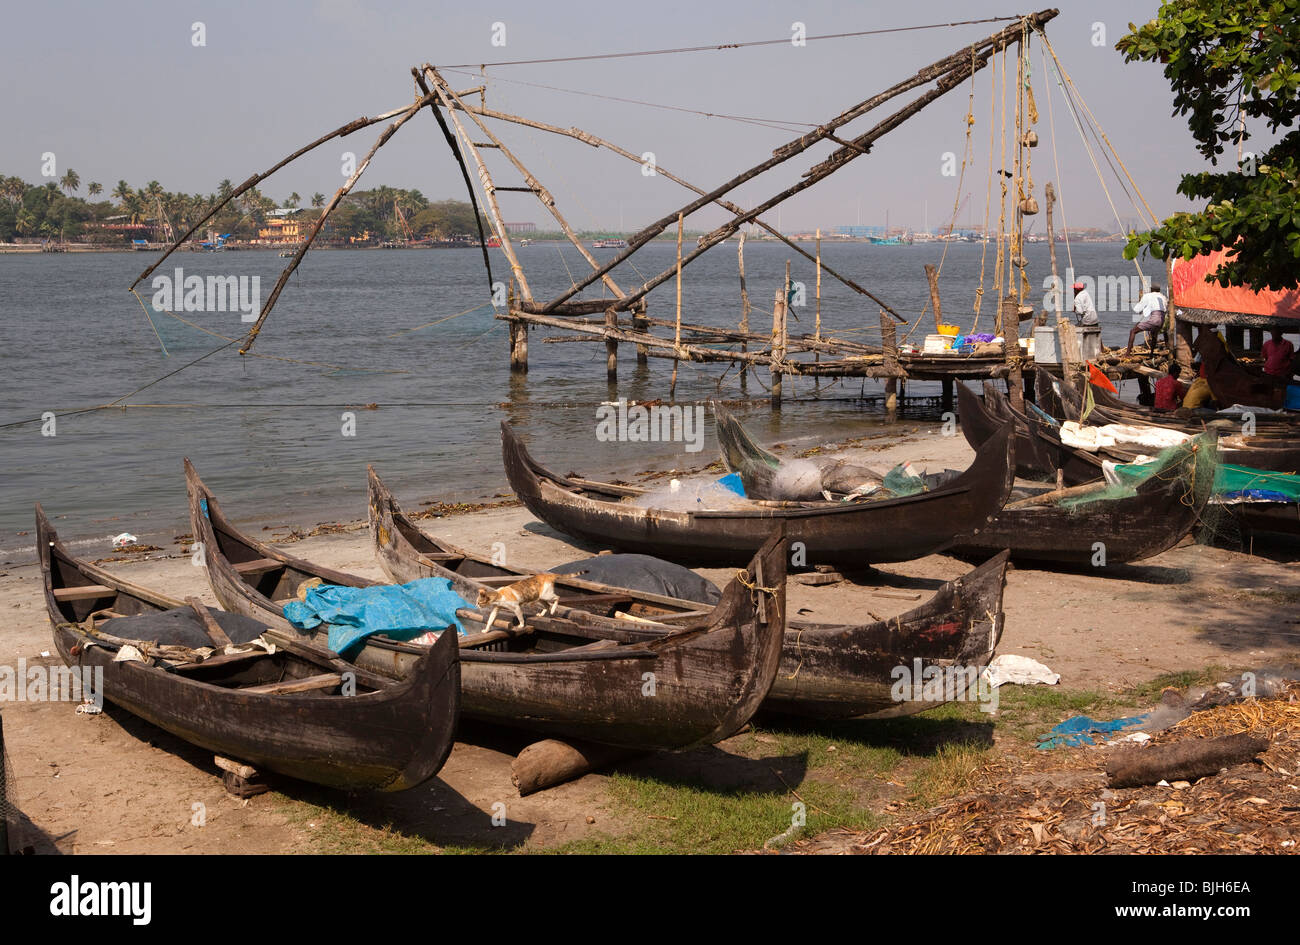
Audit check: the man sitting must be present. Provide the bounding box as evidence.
[1072,281,1098,326]
[1127,284,1169,353]
[1153,363,1187,410]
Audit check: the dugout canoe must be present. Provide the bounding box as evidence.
[370,467,1008,719]
[187,460,787,752]
[35,503,459,792]
[958,381,1108,486]
[499,420,1015,567]
[946,434,1215,566]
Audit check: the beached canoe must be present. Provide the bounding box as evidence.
[186,460,787,752]
[946,434,1215,566]
[500,420,1015,567]
[370,467,1009,719]
[35,503,459,792]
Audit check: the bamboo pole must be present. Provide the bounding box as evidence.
[605,307,618,381]
[421,65,626,301]
[128,100,431,292]
[738,232,751,391]
[771,286,785,406]
[814,229,822,393]
[422,70,534,302]
[539,11,1058,314]
[239,99,425,354]
[447,99,904,319]
[671,213,683,395]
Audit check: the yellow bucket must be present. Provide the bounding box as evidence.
[937,324,960,337]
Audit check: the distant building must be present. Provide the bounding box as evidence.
[835,225,886,238]
[505,222,536,234]
[256,218,304,244]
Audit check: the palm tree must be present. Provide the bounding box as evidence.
[311,192,325,208]
[59,169,80,195]
[112,180,132,207]
[217,179,233,200]
[285,192,300,208]
[87,181,103,198]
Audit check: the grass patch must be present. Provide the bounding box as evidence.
[550,774,883,854]
[906,741,992,809]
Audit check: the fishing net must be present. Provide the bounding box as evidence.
[1,711,13,855]
[1056,433,1300,547]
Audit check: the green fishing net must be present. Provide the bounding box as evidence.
[882,464,928,498]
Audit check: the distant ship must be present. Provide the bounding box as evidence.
[592,238,627,249]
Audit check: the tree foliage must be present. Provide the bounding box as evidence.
[1118,0,1300,290]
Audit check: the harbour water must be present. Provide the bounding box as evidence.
[0,239,1149,559]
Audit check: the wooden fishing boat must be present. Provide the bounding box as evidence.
[35,503,459,792]
[947,435,1213,566]
[958,381,1108,486]
[187,460,787,751]
[370,467,1009,719]
[500,420,1015,567]
[1051,368,1300,472]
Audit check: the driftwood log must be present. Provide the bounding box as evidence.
[511,739,643,796]
[1106,733,1270,788]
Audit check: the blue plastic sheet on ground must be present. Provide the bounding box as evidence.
[283,577,469,656]
[717,472,746,496]
[1035,713,1150,749]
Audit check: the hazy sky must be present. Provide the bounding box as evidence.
[0,0,1245,232]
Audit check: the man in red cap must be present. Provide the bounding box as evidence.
[1072,280,1097,326]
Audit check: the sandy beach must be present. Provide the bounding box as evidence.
[5,425,1299,854]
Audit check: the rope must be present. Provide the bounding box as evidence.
[445,68,812,134]
[974,48,998,331]
[994,45,1009,325]
[440,19,1023,69]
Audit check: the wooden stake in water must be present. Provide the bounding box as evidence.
[738,231,750,391]
[671,213,683,396]
[814,229,822,394]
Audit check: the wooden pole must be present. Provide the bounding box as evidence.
[633,298,648,365]
[771,284,786,407]
[605,307,618,381]
[422,65,626,302]
[882,312,899,422]
[536,11,1059,315]
[924,263,943,332]
[672,213,683,395]
[1045,182,1061,319]
[814,229,822,393]
[1003,296,1023,412]
[738,231,751,391]
[508,280,527,372]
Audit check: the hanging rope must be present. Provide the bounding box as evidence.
[974,47,998,331]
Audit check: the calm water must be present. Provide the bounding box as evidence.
[0,240,1146,558]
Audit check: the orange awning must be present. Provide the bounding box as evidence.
[1171,248,1300,320]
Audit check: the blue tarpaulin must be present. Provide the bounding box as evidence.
[283,577,470,656]
[1036,713,1150,749]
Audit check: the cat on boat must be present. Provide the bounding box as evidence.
[476,574,560,630]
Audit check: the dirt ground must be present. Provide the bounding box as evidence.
[3,427,1298,853]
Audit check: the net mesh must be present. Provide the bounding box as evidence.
[1,711,12,855]
[1056,433,1300,547]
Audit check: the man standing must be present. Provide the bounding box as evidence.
[1127,284,1168,353]
[1262,328,1295,380]
[1072,280,1098,326]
